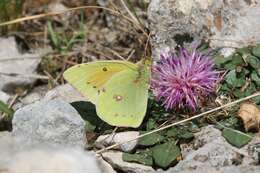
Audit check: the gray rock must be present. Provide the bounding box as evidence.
[159,165,260,173]
[95,131,139,152]
[44,84,86,103]
[193,125,222,148]
[219,166,260,173]
[0,132,17,169]
[0,91,10,103]
[13,85,49,110]
[14,84,84,110]
[0,133,105,173]
[97,158,117,173]
[148,0,260,60]
[102,151,155,173]
[166,126,243,172]
[176,139,240,169]
[5,147,102,173]
[220,48,236,57]
[242,133,260,165]
[158,125,260,173]
[97,0,108,6]
[12,98,86,148]
[21,85,48,105]
[0,37,42,92]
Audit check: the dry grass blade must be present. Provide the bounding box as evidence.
[0,6,148,38]
[120,0,139,25]
[96,92,260,154]
[0,72,49,80]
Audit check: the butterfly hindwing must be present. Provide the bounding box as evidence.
[96,68,150,128]
[63,61,138,104]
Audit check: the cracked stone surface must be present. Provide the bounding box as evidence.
[148,0,260,60]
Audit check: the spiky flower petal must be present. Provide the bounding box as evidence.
[152,46,219,110]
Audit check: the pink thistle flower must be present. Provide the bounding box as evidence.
[152,46,219,111]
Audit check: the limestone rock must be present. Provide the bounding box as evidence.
[97,158,117,173]
[95,131,139,152]
[44,84,86,103]
[0,91,10,104]
[0,132,17,169]
[102,151,155,173]
[12,98,86,148]
[0,37,42,92]
[159,165,260,173]
[148,0,260,60]
[7,147,102,173]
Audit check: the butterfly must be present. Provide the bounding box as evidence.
[63,59,151,128]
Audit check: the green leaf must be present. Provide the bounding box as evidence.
[179,131,194,140]
[217,116,240,129]
[244,83,257,97]
[233,89,245,98]
[222,128,252,148]
[47,21,60,48]
[247,55,260,70]
[219,53,244,70]
[225,70,246,88]
[220,83,231,92]
[0,100,14,118]
[166,128,179,137]
[252,44,260,58]
[237,47,251,58]
[139,132,165,146]
[122,150,153,166]
[252,96,260,104]
[233,83,256,98]
[231,53,244,65]
[166,128,194,141]
[251,71,260,87]
[214,55,232,67]
[146,118,157,130]
[223,62,237,70]
[152,142,181,168]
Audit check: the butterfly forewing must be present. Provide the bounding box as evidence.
[63,61,138,104]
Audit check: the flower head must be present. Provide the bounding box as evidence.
[152,45,219,111]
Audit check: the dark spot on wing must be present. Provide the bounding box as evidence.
[114,113,119,117]
[102,88,106,92]
[133,79,140,84]
[86,81,90,84]
[102,67,108,71]
[93,86,97,89]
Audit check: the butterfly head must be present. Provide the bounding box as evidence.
[137,57,152,69]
